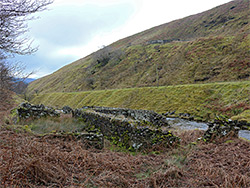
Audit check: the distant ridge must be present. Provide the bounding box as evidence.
[15,78,36,84]
[24,78,36,84]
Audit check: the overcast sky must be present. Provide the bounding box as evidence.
[14,0,232,78]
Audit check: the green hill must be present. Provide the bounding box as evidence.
[28,0,250,94]
[31,81,250,122]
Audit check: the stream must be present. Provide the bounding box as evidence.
[166,118,250,141]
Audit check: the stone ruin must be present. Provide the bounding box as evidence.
[15,103,179,150]
[73,107,179,151]
[145,39,181,45]
[203,117,243,142]
[62,106,73,114]
[15,103,249,149]
[17,102,60,119]
[81,106,168,127]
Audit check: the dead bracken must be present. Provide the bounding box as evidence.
[0,127,249,187]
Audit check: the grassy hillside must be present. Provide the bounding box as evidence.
[111,0,250,47]
[27,0,250,94]
[31,81,250,122]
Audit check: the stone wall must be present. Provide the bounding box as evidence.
[203,117,242,142]
[73,108,179,151]
[43,132,104,150]
[81,106,168,127]
[146,39,181,45]
[17,102,60,119]
[62,106,73,114]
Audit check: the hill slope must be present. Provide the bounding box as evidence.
[31,81,250,122]
[28,0,250,94]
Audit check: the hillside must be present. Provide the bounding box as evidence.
[27,0,250,94]
[31,81,250,122]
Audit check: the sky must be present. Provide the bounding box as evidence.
[14,0,232,78]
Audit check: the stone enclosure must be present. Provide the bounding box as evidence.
[73,106,179,151]
[15,103,247,150]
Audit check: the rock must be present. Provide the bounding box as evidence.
[203,116,240,142]
[188,116,194,121]
[169,110,176,115]
[62,106,73,114]
[78,133,104,149]
[242,125,249,130]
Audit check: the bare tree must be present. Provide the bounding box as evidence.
[0,61,12,102]
[0,0,53,55]
[0,0,53,102]
[92,46,112,67]
[0,61,31,101]
[92,46,124,68]
[0,62,9,88]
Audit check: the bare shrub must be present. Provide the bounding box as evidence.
[92,46,124,68]
[0,0,53,104]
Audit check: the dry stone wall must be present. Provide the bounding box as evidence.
[17,102,60,119]
[16,103,247,149]
[203,117,242,142]
[81,106,168,127]
[73,108,179,151]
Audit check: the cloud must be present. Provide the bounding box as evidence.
[25,1,136,62]
[17,0,136,78]
[30,3,134,46]
[53,0,139,7]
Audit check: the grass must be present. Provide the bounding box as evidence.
[19,114,84,135]
[232,109,250,121]
[27,0,250,95]
[31,81,250,122]
[27,33,250,94]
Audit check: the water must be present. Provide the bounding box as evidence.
[239,130,250,141]
[166,118,208,130]
[166,118,250,141]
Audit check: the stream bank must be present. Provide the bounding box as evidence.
[166,117,250,140]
